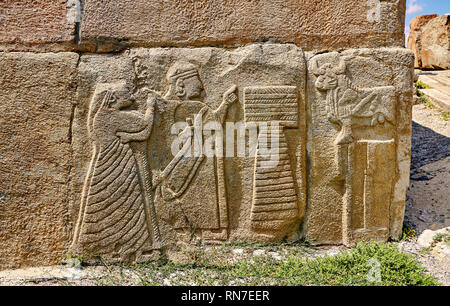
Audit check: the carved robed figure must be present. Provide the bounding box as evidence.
[71,83,160,260]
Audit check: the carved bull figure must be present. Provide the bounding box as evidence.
[311,56,396,144]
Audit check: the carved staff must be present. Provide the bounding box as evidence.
[130,141,162,249]
[117,96,162,249]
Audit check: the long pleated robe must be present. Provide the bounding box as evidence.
[73,136,153,259]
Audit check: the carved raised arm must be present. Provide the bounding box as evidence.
[214,84,238,124]
[116,95,157,144]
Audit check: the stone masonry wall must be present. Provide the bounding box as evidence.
[0,1,413,270]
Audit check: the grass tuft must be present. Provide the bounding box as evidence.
[415,83,450,122]
[401,223,416,241]
[415,80,432,90]
[433,233,450,245]
[94,242,440,286]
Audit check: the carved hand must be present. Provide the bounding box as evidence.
[146,94,157,111]
[116,132,132,144]
[223,84,238,105]
[147,90,168,114]
[178,124,194,143]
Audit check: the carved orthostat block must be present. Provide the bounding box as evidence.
[71,44,307,261]
[79,0,406,52]
[305,48,414,245]
[0,52,79,270]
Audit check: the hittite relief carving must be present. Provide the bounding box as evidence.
[311,56,396,145]
[71,82,162,260]
[153,61,238,242]
[70,44,308,258]
[243,86,300,234]
[72,60,241,258]
[311,54,397,245]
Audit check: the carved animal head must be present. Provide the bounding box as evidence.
[311,57,346,91]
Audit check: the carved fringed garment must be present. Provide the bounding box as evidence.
[75,138,152,258]
[155,101,226,231]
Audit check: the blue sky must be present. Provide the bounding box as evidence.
[405,0,450,36]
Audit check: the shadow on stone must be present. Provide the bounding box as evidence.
[411,121,450,175]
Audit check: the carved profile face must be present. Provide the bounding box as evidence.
[166,61,205,101]
[109,87,133,110]
[315,64,338,91]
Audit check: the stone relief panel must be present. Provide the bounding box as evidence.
[69,44,412,261]
[305,49,414,246]
[71,44,307,260]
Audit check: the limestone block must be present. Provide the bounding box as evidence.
[79,0,406,52]
[70,44,307,261]
[410,14,439,32]
[420,15,450,70]
[0,0,78,52]
[305,48,415,245]
[0,52,79,270]
[407,15,438,68]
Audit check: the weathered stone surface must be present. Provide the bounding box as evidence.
[65,44,414,264]
[417,227,450,248]
[305,48,415,245]
[420,15,450,69]
[420,89,450,113]
[408,14,450,69]
[0,52,79,270]
[79,0,406,52]
[410,14,439,31]
[70,44,307,261]
[0,45,414,268]
[407,15,439,68]
[0,1,78,52]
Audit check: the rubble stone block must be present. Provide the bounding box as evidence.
[407,14,450,69]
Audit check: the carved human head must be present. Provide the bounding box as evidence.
[106,82,133,110]
[166,61,204,100]
[312,58,346,91]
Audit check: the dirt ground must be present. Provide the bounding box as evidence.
[400,103,450,286]
[406,104,449,233]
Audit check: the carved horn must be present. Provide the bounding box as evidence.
[334,57,346,75]
[311,57,321,76]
